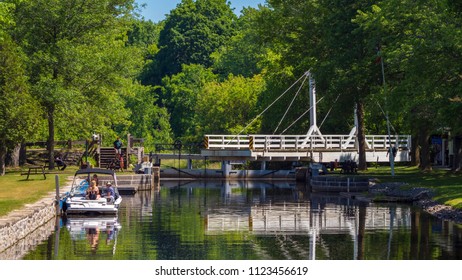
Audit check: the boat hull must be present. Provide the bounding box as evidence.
[64,196,122,215]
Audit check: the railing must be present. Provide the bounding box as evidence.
[204,134,411,151]
[204,135,250,150]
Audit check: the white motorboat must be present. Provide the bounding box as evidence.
[61,168,122,215]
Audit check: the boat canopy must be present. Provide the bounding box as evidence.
[74,168,116,176]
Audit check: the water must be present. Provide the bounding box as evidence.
[17,180,462,260]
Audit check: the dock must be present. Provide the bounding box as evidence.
[99,166,160,194]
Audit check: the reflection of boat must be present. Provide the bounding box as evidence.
[65,216,121,255]
[310,176,371,192]
[66,216,122,238]
[61,168,122,215]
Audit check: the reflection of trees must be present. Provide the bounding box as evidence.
[420,213,431,259]
[357,206,366,260]
[410,211,420,259]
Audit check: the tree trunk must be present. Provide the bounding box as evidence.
[19,142,26,166]
[11,143,21,167]
[0,142,6,176]
[356,101,367,170]
[47,107,55,170]
[454,136,462,171]
[418,124,432,171]
[411,131,420,167]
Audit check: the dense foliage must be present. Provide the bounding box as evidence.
[0,0,460,172]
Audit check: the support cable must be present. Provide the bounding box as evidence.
[280,96,325,135]
[225,72,309,145]
[273,73,309,134]
[376,101,398,135]
[318,93,342,130]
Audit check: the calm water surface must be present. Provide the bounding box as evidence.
[21,180,462,260]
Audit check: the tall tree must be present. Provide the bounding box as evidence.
[212,7,266,78]
[125,83,173,149]
[0,2,38,175]
[156,0,237,79]
[10,0,139,168]
[161,64,217,140]
[194,74,266,137]
[355,0,462,170]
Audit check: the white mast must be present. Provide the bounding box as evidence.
[306,71,323,136]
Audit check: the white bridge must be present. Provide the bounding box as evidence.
[201,71,411,164]
[202,134,410,163]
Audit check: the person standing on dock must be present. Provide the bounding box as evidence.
[113,137,122,155]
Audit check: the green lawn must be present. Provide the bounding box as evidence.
[0,167,76,217]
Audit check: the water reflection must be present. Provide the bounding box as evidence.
[17,180,462,260]
[63,216,121,257]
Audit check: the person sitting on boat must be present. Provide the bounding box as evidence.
[86,180,100,200]
[92,174,99,186]
[105,182,115,203]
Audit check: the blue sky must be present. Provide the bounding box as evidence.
[135,0,265,22]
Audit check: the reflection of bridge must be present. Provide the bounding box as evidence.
[205,202,411,260]
[205,203,410,234]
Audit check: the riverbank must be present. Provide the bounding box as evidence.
[0,172,73,254]
[416,199,462,224]
[367,182,462,224]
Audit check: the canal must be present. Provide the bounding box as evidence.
[14,180,462,260]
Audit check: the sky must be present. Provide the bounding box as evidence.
[135,0,265,22]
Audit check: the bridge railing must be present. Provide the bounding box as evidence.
[365,135,411,150]
[251,135,355,150]
[204,135,250,149]
[205,134,411,151]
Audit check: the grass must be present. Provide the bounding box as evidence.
[0,167,77,217]
[361,165,462,209]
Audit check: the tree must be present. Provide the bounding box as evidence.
[128,19,163,86]
[0,3,38,175]
[194,74,266,138]
[125,83,173,150]
[156,0,237,78]
[161,64,217,140]
[355,0,462,170]
[212,7,266,78]
[10,0,140,168]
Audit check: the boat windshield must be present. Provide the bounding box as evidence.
[72,178,90,195]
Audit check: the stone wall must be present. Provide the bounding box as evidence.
[0,197,57,257]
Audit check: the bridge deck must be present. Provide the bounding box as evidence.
[203,134,411,163]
